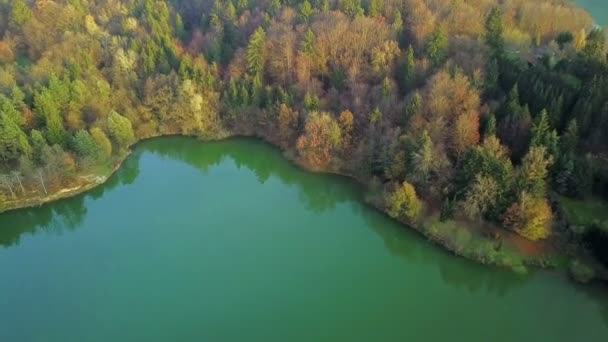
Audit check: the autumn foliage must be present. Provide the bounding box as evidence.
[503,193,553,241]
[0,0,604,247]
[296,112,342,170]
[387,181,423,224]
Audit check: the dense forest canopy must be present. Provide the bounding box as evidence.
[0,0,607,255]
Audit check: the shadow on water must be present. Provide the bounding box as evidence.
[1,136,608,319]
[356,204,535,295]
[0,137,359,248]
[0,151,143,248]
[119,137,537,297]
[141,137,363,213]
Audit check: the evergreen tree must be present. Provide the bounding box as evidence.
[268,0,281,14]
[531,109,551,148]
[402,45,416,90]
[528,109,559,160]
[72,130,99,160]
[485,58,499,96]
[11,86,26,111]
[393,10,403,35]
[322,0,330,13]
[404,92,422,125]
[30,130,47,164]
[0,95,23,127]
[0,112,31,162]
[484,7,504,56]
[561,119,579,154]
[298,0,314,24]
[497,85,532,160]
[339,0,364,18]
[502,85,522,119]
[45,109,67,147]
[426,26,448,67]
[367,0,383,17]
[247,27,266,85]
[300,29,316,56]
[175,14,186,41]
[237,0,249,13]
[484,114,497,137]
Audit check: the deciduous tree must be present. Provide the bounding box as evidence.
[107,111,136,150]
[296,112,342,169]
[387,181,423,224]
[503,192,552,241]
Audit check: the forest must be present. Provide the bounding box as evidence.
[0,0,607,277]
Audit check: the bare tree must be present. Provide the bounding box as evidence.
[37,169,48,196]
[11,171,26,195]
[0,174,16,199]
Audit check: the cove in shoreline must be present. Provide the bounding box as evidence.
[1,135,554,272]
[1,136,608,341]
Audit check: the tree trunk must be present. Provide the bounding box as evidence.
[38,171,48,196]
[1,178,15,199]
[13,173,25,195]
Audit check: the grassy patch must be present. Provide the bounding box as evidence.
[421,215,528,273]
[555,194,608,232]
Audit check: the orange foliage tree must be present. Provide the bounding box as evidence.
[296,112,342,170]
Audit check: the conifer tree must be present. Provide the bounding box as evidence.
[247,27,267,86]
[426,26,448,67]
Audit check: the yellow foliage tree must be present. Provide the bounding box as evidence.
[573,28,587,51]
[503,192,552,241]
[387,181,423,224]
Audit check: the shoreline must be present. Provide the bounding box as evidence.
[0,133,557,272]
[0,158,123,214]
[0,133,202,214]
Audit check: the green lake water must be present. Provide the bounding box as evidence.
[578,0,608,25]
[1,137,607,341]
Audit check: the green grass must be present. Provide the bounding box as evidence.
[422,215,528,272]
[555,194,608,232]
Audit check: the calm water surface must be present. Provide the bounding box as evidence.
[578,0,608,25]
[1,137,607,341]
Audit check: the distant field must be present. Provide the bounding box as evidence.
[555,194,608,231]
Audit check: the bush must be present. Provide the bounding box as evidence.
[569,259,595,284]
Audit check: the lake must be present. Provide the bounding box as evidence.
[0,137,607,341]
[578,0,608,25]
